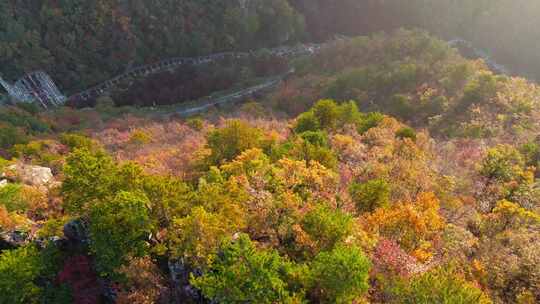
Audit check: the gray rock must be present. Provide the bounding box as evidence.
[0,230,31,247]
[2,163,54,187]
[0,179,7,188]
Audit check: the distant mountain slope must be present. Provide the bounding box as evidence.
[288,0,540,80]
[0,0,304,92]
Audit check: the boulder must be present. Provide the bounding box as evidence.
[2,163,53,187]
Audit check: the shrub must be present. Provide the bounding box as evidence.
[0,184,27,213]
[186,117,204,131]
[59,133,96,151]
[0,124,28,150]
[349,179,391,214]
[480,144,524,182]
[358,112,384,134]
[391,267,492,304]
[312,99,340,130]
[129,130,152,145]
[286,137,338,170]
[365,192,444,255]
[0,157,10,172]
[396,127,417,141]
[390,94,415,120]
[299,131,329,147]
[0,245,44,304]
[460,73,499,110]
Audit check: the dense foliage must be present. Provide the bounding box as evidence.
[3,0,540,97]
[1,26,540,304]
[0,0,303,92]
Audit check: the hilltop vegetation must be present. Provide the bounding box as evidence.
[1,15,540,304]
[270,29,540,141]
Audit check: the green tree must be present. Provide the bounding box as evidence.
[167,206,241,268]
[312,99,340,130]
[307,245,371,303]
[61,148,117,213]
[294,111,320,133]
[191,234,301,304]
[289,136,338,170]
[59,133,97,151]
[0,124,27,151]
[301,204,354,255]
[349,179,391,214]
[89,191,153,278]
[0,183,27,213]
[357,112,384,134]
[206,120,263,165]
[0,245,44,304]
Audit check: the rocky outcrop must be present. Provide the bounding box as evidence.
[168,260,205,303]
[2,163,54,187]
[0,230,31,249]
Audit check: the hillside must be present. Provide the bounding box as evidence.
[3,0,540,97]
[1,28,539,303]
[0,0,303,92]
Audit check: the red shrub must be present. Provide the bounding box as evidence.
[372,239,419,277]
[58,255,102,304]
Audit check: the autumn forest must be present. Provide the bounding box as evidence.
[0,1,539,304]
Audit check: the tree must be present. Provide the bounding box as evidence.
[299,204,354,256]
[61,148,117,213]
[307,245,371,303]
[206,120,263,165]
[349,179,391,214]
[167,206,242,268]
[59,133,98,151]
[365,192,445,260]
[89,191,153,278]
[0,245,44,304]
[312,99,340,130]
[0,124,27,151]
[191,234,301,304]
[285,134,339,170]
[294,111,320,133]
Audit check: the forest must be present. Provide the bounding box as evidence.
[1,30,539,303]
[2,0,540,95]
[1,2,540,304]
